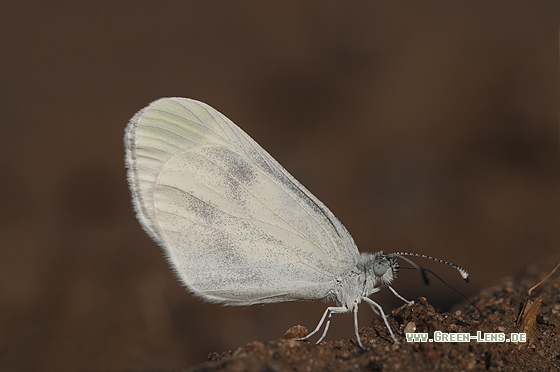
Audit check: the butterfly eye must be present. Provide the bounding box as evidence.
[373,256,390,277]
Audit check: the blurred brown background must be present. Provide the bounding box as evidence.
[1,1,559,370]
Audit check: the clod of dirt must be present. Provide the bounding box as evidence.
[283,325,309,340]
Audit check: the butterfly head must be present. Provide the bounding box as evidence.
[360,251,399,287]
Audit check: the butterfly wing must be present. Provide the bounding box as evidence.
[125,98,359,305]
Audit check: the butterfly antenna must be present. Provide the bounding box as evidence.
[393,254,430,284]
[394,252,470,283]
[414,266,483,319]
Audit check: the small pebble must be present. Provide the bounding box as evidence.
[404,322,417,334]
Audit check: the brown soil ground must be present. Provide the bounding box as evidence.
[188,258,560,371]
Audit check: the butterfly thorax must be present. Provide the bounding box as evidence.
[331,251,397,310]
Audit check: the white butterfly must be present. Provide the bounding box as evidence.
[124,97,469,348]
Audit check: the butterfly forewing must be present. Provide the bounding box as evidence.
[125,98,359,305]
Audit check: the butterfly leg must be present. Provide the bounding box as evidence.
[366,287,382,315]
[388,286,410,304]
[315,306,348,344]
[362,297,399,344]
[296,306,348,344]
[353,304,365,349]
